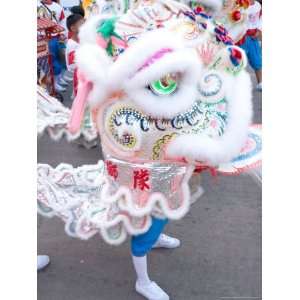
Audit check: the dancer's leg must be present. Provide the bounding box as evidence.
[131,217,170,300]
[255,69,262,85]
[246,36,262,89]
[131,217,168,257]
[239,36,262,90]
[132,255,151,286]
[132,255,169,300]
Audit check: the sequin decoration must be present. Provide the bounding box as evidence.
[103,155,194,218]
[107,107,140,149]
[106,97,228,155]
[200,73,220,95]
[152,133,178,160]
[197,72,225,103]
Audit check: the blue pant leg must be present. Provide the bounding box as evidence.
[58,41,67,70]
[48,37,62,76]
[241,36,262,71]
[131,217,168,257]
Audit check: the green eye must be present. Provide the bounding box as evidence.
[149,73,179,96]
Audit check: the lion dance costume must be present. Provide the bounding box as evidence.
[37,0,261,299]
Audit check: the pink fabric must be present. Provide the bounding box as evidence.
[96,35,108,49]
[137,48,173,72]
[68,73,92,134]
[111,36,128,48]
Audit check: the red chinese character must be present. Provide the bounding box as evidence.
[106,161,118,180]
[133,169,150,191]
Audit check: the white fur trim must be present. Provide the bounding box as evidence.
[78,14,112,45]
[166,70,253,165]
[124,49,202,118]
[78,29,191,109]
[37,161,195,245]
[105,30,202,118]
[108,29,185,90]
[37,87,98,146]
[76,44,112,106]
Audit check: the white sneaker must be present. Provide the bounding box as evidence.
[55,82,66,92]
[256,82,262,91]
[152,234,180,249]
[37,255,50,271]
[135,281,169,300]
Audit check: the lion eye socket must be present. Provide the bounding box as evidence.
[149,73,180,96]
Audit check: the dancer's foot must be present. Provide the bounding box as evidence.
[135,281,169,300]
[37,255,50,271]
[152,233,180,249]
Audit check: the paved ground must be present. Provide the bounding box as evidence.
[37,71,262,300]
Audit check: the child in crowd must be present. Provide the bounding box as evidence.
[70,5,85,17]
[65,14,85,97]
[236,0,262,91]
[67,5,85,38]
[39,0,70,92]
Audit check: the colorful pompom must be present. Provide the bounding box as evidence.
[231,10,241,22]
[229,47,243,66]
[194,5,204,14]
